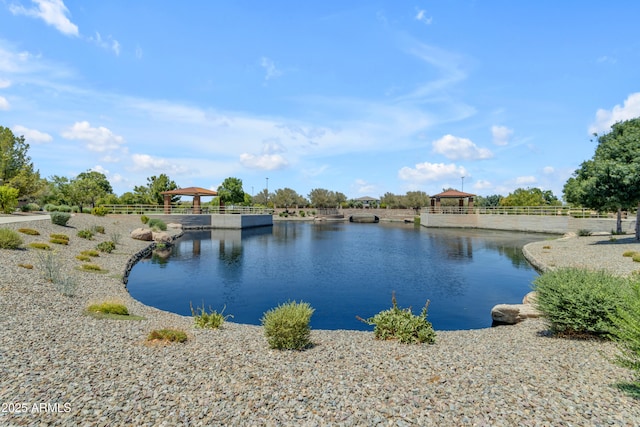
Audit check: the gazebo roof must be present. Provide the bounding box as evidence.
[160,186,218,196]
[431,189,476,198]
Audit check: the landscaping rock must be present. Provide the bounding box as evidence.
[167,223,183,229]
[130,227,153,241]
[152,231,172,243]
[522,291,538,305]
[491,303,541,325]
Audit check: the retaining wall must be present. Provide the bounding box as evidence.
[420,212,637,234]
[148,214,272,229]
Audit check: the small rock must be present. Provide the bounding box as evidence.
[491,304,541,324]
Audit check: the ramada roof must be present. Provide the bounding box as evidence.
[160,186,218,196]
[431,189,476,198]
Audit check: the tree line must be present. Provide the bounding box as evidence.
[2,117,640,239]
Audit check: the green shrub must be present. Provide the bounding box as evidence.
[18,228,40,235]
[91,206,108,216]
[577,229,592,236]
[81,263,103,271]
[191,302,232,329]
[77,229,94,240]
[80,249,99,257]
[147,328,187,343]
[623,251,639,258]
[0,228,23,249]
[109,231,121,245]
[358,293,436,344]
[147,218,167,231]
[44,204,58,212]
[22,202,40,212]
[57,205,72,213]
[87,302,129,316]
[50,212,71,226]
[141,215,149,224]
[50,233,69,241]
[75,254,91,262]
[28,242,51,250]
[0,185,19,214]
[91,225,105,234]
[49,237,69,245]
[261,301,314,350]
[96,241,116,253]
[299,211,306,217]
[533,268,631,336]
[36,251,61,283]
[610,281,640,377]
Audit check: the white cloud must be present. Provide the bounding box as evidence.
[515,176,537,185]
[0,96,9,110]
[432,134,493,160]
[12,125,52,143]
[473,180,492,190]
[491,125,513,146]
[130,153,188,174]
[0,79,11,88]
[61,121,125,152]
[589,92,640,134]
[398,162,467,183]
[352,179,377,195]
[542,166,555,175]
[135,45,143,60]
[415,9,433,25]
[10,0,79,36]
[88,32,121,55]
[91,165,109,175]
[260,57,282,81]
[240,153,289,170]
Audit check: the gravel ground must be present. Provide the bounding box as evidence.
[1,214,639,426]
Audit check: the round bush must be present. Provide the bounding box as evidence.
[261,301,314,350]
[533,268,632,335]
[50,212,71,226]
[0,228,23,249]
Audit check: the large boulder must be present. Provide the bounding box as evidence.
[491,304,541,325]
[152,231,172,244]
[130,228,153,241]
[522,291,538,305]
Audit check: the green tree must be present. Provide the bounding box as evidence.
[0,185,19,213]
[68,177,105,211]
[76,170,113,194]
[500,187,561,207]
[404,191,430,211]
[133,174,179,204]
[563,118,640,237]
[217,177,246,206]
[272,187,307,209]
[476,194,502,207]
[308,188,335,208]
[0,126,42,199]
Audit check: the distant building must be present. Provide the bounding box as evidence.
[354,196,379,208]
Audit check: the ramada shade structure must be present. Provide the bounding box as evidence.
[160,187,218,214]
[430,189,476,212]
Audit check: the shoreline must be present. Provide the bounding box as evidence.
[1,214,639,425]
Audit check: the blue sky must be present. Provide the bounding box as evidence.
[1,1,640,200]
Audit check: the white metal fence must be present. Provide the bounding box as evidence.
[428,206,630,218]
[100,205,274,215]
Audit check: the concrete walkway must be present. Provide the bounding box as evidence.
[0,214,51,224]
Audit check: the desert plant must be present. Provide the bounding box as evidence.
[96,241,116,253]
[147,328,188,343]
[261,300,314,350]
[81,263,103,272]
[610,281,640,378]
[358,293,436,344]
[91,206,108,216]
[77,229,94,240]
[80,249,99,257]
[23,202,40,212]
[623,251,639,258]
[147,218,167,231]
[55,276,77,297]
[141,215,150,224]
[75,254,91,262]
[18,263,33,269]
[109,231,121,245]
[533,268,631,336]
[191,302,232,329]
[35,251,62,283]
[57,205,72,213]
[49,237,69,245]
[87,301,129,316]
[0,228,23,249]
[91,225,106,234]
[50,233,69,241]
[50,212,71,226]
[17,228,40,235]
[633,254,640,263]
[28,242,51,250]
[577,229,592,236]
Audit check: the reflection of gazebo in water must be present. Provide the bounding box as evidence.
[430,189,476,214]
[160,187,218,214]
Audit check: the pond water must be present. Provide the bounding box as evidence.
[126,221,549,331]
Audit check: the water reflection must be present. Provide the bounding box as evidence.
[127,222,551,331]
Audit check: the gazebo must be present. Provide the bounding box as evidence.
[430,189,476,213]
[160,187,218,214]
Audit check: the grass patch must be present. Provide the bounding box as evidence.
[18,263,33,269]
[87,301,129,315]
[191,302,232,329]
[147,328,187,343]
[633,254,640,263]
[50,233,69,241]
[357,292,436,344]
[28,242,51,250]
[0,228,23,249]
[77,229,94,240]
[96,241,116,253]
[80,249,100,257]
[49,237,69,245]
[91,225,105,234]
[79,263,105,272]
[542,245,551,249]
[17,228,40,235]
[75,254,91,262]
[623,251,639,258]
[614,382,640,400]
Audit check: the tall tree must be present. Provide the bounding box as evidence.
[217,177,246,205]
[404,191,430,211]
[272,187,307,209]
[0,126,42,198]
[563,117,640,237]
[133,174,179,204]
[500,187,561,207]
